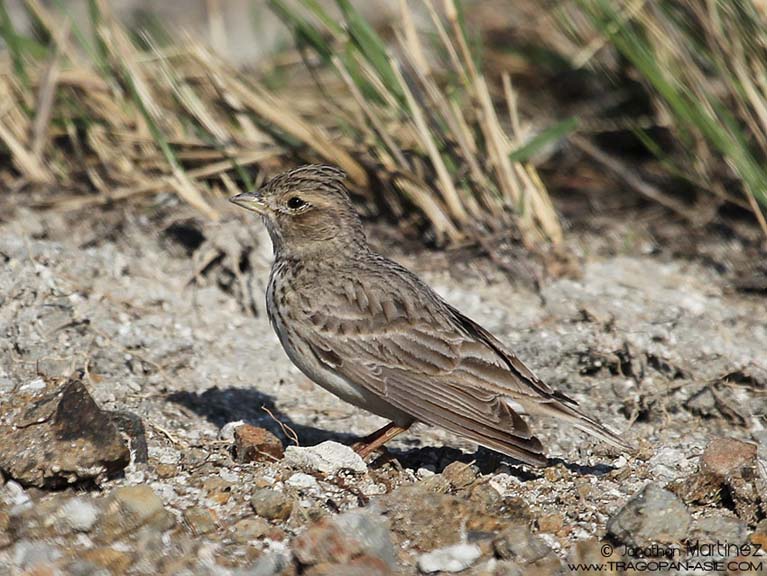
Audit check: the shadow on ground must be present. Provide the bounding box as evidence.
[166,386,599,477]
[166,386,358,446]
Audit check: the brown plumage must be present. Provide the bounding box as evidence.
[230,164,628,465]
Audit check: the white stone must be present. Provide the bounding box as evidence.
[19,377,45,391]
[60,497,100,532]
[285,473,319,489]
[284,441,367,475]
[417,543,482,573]
[218,420,247,442]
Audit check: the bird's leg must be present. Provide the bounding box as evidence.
[352,422,411,458]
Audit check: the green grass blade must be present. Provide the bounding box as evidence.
[0,0,29,84]
[509,117,578,163]
[335,0,403,102]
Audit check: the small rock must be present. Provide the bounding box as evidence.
[493,525,558,565]
[293,519,362,566]
[94,485,174,543]
[332,510,396,569]
[675,437,765,525]
[286,472,319,490]
[78,547,133,575]
[153,463,178,479]
[293,510,395,570]
[689,513,748,545]
[238,552,291,576]
[284,441,366,475]
[702,437,758,478]
[607,484,690,546]
[538,513,565,534]
[251,488,293,521]
[13,539,62,570]
[442,462,478,490]
[234,424,284,463]
[183,507,218,536]
[59,497,100,533]
[303,555,392,576]
[232,517,271,543]
[0,376,131,488]
[417,543,482,573]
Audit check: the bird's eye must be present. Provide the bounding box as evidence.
[287,196,306,210]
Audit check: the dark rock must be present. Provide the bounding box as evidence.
[607,484,690,546]
[109,410,149,464]
[0,375,131,488]
[250,488,293,521]
[234,424,284,463]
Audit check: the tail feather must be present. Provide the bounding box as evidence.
[514,396,632,452]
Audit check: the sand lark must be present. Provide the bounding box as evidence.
[230,165,628,465]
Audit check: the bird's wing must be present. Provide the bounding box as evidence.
[296,264,627,465]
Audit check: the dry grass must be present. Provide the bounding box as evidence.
[552,0,767,237]
[0,0,564,248]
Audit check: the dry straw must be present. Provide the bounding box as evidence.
[0,0,563,246]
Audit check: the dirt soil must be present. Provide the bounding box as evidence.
[0,199,765,575]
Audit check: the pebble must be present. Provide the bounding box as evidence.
[13,539,62,570]
[672,437,766,527]
[286,472,319,490]
[183,507,219,536]
[607,484,690,546]
[94,485,174,543]
[236,552,290,576]
[251,488,294,521]
[234,424,284,463]
[284,441,367,475]
[232,517,271,543]
[417,543,482,573]
[293,510,395,570]
[60,497,101,533]
[442,461,478,489]
[332,510,396,569]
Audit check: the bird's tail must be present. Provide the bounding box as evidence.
[512,396,632,451]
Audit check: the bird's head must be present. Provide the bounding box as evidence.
[230,164,366,257]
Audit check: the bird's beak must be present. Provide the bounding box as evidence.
[229,191,267,214]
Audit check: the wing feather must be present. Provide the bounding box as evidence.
[298,265,627,465]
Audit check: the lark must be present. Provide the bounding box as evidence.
[230,165,628,465]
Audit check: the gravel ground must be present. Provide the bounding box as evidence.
[0,204,765,575]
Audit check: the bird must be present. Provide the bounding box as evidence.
[229,164,629,465]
